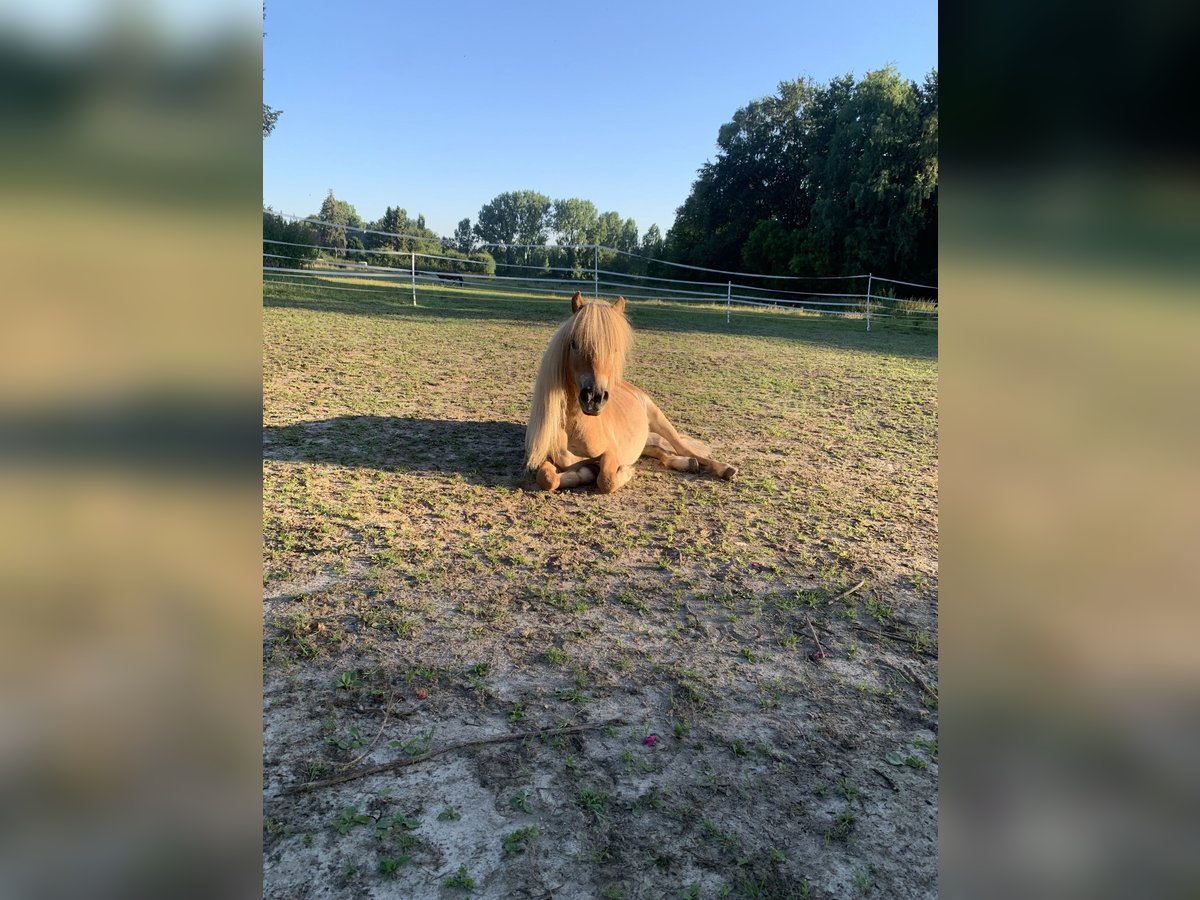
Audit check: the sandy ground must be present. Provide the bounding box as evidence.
[263,288,938,898]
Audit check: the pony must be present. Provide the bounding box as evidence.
[525,291,737,493]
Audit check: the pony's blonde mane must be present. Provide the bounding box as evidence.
[525,299,633,472]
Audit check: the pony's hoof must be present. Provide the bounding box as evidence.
[685,457,700,472]
[720,465,737,481]
[597,466,627,494]
[536,467,560,491]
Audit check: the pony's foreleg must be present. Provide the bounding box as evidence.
[595,452,635,494]
[644,399,737,480]
[642,433,700,473]
[534,461,561,491]
[535,451,597,492]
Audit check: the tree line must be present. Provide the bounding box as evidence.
[263,189,664,280]
[264,67,936,287]
[667,66,937,286]
[263,195,498,275]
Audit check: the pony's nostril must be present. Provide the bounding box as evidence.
[601,391,609,402]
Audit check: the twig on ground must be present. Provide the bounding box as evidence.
[884,660,938,702]
[806,617,828,660]
[846,622,937,655]
[340,693,396,771]
[292,718,627,793]
[832,579,868,604]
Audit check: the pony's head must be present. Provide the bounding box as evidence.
[524,291,633,472]
[565,291,631,416]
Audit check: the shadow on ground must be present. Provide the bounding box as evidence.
[263,416,526,484]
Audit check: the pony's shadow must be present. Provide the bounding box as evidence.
[263,416,526,484]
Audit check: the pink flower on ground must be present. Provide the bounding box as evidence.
[642,734,658,747]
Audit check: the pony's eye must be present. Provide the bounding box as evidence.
[570,339,578,351]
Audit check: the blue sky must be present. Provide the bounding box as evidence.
[263,0,937,239]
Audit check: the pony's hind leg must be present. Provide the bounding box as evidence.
[643,399,737,480]
[557,463,597,489]
[642,433,699,473]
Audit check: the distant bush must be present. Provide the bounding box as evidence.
[263,209,319,268]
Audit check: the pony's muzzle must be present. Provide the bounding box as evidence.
[579,386,609,415]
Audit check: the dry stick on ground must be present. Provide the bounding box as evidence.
[832,579,867,604]
[292,719,627,794]
[884,660,938,702]
[815,618,936,656]
[807,579,866,658]
[827,581,937,655]
[806,617,828,659]
[340,693,396,772]
[848,622,927,646]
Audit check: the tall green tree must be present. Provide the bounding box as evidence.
[474,190,552,272]
[317,189,347,257]
[368,205,441,256]
[453,218,474,252]
[552,198,598,275]
[642,224,663,256]
[333,199,362,229]
[805,67,937,277]
[665,68,937,283]
[380,206,406,238]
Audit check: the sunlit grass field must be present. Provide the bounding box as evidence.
[262,275,939,899]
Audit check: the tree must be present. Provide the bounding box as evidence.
[367,205,441,258]
[805,67,937,277]
[333,199,362,230]
[380,206,406,238]
[641,224,664,258]
[552,198,598,275]
[664,68,938,284]
[474,194,518,253]
[474,190,552,272]
[513,190,552,249]
[617,218,639,253]
[639,224,665,277]
[263,209,318,267]
[741,219,803,275]
[453,218,473,252]
[263,104,281,137]
[317,189,347,257]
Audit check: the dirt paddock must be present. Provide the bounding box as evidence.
[262,280,938,898]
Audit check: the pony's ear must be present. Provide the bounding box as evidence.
[571,291,585,313]
[613,296,626,314]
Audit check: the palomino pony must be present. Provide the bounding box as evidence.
[525,291,737,493]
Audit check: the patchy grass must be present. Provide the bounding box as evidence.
[263,282,938,898]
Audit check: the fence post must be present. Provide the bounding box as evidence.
[411,252,416,306]
[593,245,598,298]
[727,281,731,324]
[865,272,872,331]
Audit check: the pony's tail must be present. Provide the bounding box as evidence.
[524,348,567,472]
